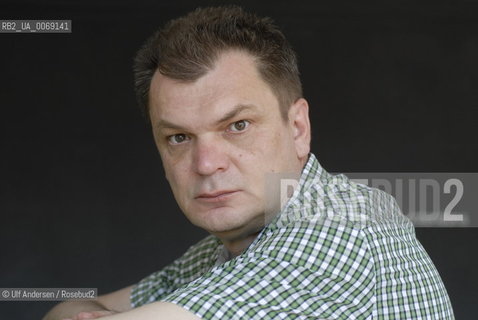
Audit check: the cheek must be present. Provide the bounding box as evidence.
[255,130,286,160]
[161,156,188,193]
[159,145,188,177]
[165,168,192,209]
[165,163,186,186]
[237,125,280,153]
[231,132,285,174]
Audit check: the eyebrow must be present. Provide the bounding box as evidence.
[217,104,256,124]
[155,104,257,130]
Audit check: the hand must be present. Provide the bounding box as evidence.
[62,310,118,320]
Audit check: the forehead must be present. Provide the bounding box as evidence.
[148,50,279,123]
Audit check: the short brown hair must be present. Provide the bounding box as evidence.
[133,6,302,121]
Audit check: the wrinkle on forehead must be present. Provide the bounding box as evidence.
[148,50,279,131]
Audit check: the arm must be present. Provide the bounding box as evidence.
[43,235,219,320]
[98,301,201,320]
[42,285,133,320]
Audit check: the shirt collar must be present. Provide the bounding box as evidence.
[264,153,331,232]
[216,153,332,261]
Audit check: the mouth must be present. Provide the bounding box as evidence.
[195,190,240,203]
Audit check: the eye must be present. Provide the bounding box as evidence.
[167,134,189,145]
[228,120,250,132]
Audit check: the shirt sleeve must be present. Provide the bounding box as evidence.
[160,219,376,320]
[130,235,221,308]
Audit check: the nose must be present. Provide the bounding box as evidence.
[193,135,229,176]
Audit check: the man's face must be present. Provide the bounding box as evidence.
[149,50,310,241]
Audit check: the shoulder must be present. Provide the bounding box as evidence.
[315,172,414,230]
[130,235,221,307]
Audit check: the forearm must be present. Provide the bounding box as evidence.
[42,300,109,320]
[99,301,200,320]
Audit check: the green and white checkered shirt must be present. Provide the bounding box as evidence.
[131,153,454,319]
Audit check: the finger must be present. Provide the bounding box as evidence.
[89,310,116,317]
[76,312,96,319]
[74,310,115,319]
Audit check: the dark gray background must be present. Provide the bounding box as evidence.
[1,1,477,318]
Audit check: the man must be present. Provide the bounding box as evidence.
[44,6,454,320]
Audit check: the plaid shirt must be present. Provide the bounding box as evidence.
[131,154,454,319]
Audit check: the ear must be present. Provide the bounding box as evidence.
[288,98,311,160]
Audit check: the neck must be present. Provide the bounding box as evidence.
[221,231,260,258]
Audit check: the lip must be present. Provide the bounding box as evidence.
[195,190,240,202]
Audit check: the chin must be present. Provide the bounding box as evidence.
[189,207,253,235]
